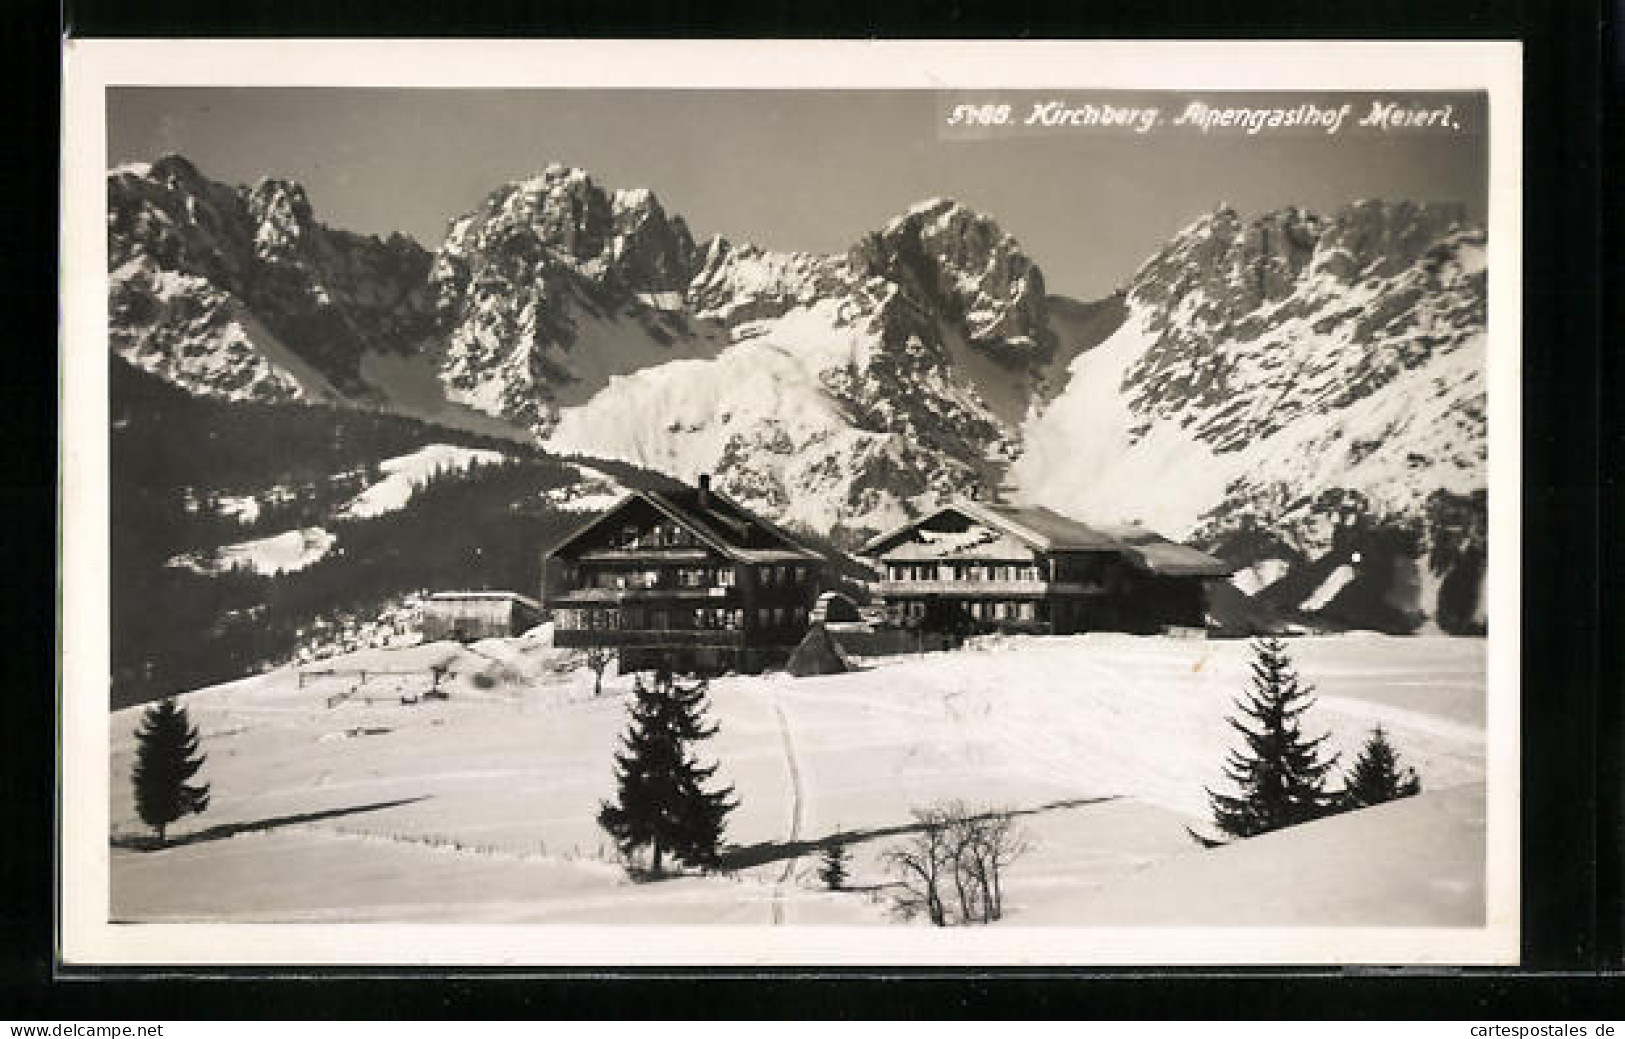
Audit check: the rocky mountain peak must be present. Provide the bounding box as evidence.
[1314,199,1471,282]
[245,177,318,261]
[685,237,851,325]
[108,154,433,399]
[439,166,699,296]
[849,197,1053,362]
[1135,200,1476,319]
[108,156,1489,623]
[146,153,211,193]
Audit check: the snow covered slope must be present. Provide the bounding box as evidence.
[167,526,337,576]
[1014,203,1488,631]
[1052,782,1484,926]
[109,633,1485,928]
[339,444,508,519]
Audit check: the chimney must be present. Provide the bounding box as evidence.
[698,473,712,507]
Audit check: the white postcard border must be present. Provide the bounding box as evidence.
[59,37,1523,967]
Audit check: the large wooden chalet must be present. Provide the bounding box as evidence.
[541,475,826,674]
[862,501,1232,638]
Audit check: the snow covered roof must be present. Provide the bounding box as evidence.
[862,502,1232,577]
[1088,524,1236,577]
[882,528,1033,562]
[542,479,825,565]
[427,591,542,610]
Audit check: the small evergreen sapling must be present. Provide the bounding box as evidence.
[597,670,738,875]
[1340,723,1422,809]
[1206,637,1338,838]
[131,697,211,846]
[818,835,850,890]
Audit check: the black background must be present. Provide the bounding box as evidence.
[11,0,1618,1018]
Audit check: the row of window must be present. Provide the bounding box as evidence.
[678,567,735,588]
[891,600,1040,622]
[574,566,736,591]
[886,563,1043,583]
[970,600,1039,622]
[555,605,810,632]
[607,522,701,551]
[569,564,810,591]
[757,564,810,587]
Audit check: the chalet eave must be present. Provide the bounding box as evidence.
[543,489,822,565]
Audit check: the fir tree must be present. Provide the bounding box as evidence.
[597,669,737,875]
[1205,637,1338,838]
[818,835,851,890]
[1339,723,1422,809]
[131,697,210,845]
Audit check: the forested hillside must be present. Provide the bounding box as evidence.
[110,358,596,707]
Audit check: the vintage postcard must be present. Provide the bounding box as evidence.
[59,39,1521,965]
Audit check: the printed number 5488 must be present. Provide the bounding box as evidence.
[946,104,1012,126]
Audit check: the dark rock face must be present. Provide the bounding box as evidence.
[423,166,710,430]
[109,156,433,396]
[849,198,1055,365]
[1122,201,1484,453]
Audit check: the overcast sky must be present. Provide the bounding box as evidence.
[108,89,1487,300]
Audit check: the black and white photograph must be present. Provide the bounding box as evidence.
[58,40,1522,966]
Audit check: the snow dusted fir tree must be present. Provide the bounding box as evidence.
[1340,723,1422,809]
[131,697,210,846]
[598,670,737,875]
[1205,638,1338,839]
[818,834,851,891]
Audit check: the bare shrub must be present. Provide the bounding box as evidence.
[881,805,956,925]
[883,801,1033,925]
[954,808,1032,922]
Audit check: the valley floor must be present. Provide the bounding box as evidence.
[108,633,1488,928]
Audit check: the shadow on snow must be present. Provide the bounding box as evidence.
[717,795,1120,872]
[111,795,431,852]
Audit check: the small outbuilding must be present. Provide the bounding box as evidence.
[786,623,853,678]
[421,591,543,643]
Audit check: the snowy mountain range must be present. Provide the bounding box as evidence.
[107,156,1489,630]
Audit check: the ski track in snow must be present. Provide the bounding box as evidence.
[770,699,805,926]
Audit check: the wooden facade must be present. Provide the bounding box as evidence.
[540,476,826,674]
[863,502,1231,640]
[422,591,543,642]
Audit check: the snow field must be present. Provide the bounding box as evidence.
[340,443,509,519]
[168,526,336,576]
[110,634,1486,926]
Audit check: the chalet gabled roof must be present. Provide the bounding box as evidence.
[427,590,542,610]
[861,501,1233,577]
[542,481,824,564]
[1089,524,1237,577]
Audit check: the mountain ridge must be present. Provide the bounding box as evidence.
[106,155,1489,629]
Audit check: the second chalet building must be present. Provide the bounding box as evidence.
[862,501,1232,638]
[541,475,827,674]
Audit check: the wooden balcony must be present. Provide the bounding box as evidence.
[878,579,1102,597]
[553,628,749,650]
[575,547,714,562]
[549,586,734,604]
